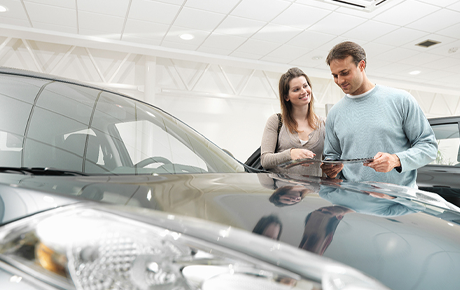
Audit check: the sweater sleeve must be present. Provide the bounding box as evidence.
[323,109,342,161]
[260,114,292,169]
[395,93,438,172]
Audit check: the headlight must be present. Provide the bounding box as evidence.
[0,203,389,290]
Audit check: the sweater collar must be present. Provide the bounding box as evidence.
[346,85,377,99]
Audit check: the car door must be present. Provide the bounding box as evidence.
[417,116,460,206]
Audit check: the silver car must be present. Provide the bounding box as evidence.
[1,67,460,290]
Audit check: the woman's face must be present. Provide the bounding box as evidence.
[285,76,312,107]
[278,185,308,205]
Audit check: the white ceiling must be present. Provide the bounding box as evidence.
[1,0,460,94]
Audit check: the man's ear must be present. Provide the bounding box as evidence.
[359,60,366,71]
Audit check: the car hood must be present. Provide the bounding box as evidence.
[1,172,460,290]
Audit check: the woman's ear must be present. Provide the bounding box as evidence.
[284,95,290,102]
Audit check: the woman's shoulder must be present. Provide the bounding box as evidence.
[266,113,282,125]
[263,113,283,133]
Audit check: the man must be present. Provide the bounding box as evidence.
[321,41,437,188]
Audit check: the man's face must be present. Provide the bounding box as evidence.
[329,55,365,95]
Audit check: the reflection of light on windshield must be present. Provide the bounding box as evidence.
[9,276,22,283]
[219,227,231,238]
[43,196,55,203]
[147,189,152,201]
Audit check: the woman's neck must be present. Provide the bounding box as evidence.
[291,104,309,121]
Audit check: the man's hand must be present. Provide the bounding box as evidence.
[320,163,344,178]
[365,152,401,172]
[291,149,315,160]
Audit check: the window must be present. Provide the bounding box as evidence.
[430,123,460,166]
[115,120,207,173]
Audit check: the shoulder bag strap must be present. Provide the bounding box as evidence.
[275,113,282,151]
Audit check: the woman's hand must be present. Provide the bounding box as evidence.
[290,149,316,160]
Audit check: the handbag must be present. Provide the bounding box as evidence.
[244,113,282,170]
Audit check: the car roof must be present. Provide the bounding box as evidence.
[428,115,460,125]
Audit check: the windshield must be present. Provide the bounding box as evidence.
[0,72,245,175]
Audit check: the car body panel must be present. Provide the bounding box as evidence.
[417,116,460,206]
[1,172,460,290]
[1,67,460,290]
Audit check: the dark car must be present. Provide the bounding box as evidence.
[417,116,460,206]
[1,67,460,290]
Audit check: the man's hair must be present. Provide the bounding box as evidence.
[326,41,366,67]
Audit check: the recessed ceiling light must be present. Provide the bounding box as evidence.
[0,5,8,12]
[312,56,322,60]
[409,70,421,75]
[180,34,194,40]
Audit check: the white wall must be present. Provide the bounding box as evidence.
[1,36,459,162]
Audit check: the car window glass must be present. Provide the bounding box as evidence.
[116,120,207,172]
[431,123,460,166]
[0,74,244,174]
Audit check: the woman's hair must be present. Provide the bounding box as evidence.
[326,41,366,67]
[252,214,283,240]
[278,67,318,134]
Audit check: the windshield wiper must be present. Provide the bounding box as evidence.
[0,167,88,176]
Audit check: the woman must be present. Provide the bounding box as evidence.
[260,67,325,176]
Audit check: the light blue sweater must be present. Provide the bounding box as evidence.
[323,85,437,187]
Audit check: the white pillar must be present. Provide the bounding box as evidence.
[144,56,156,105]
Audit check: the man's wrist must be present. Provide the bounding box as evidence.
[392,154,402,172]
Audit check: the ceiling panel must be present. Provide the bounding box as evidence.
[398,52,444,66]
[342,20,399,42]
[448,1,460,10]
[286,30,336,50]
[271,3,331,29]
[128,0,181,24]
[437,23,460,39]
[214,16,265,37]
[123,19,169,42]
[25,2,76,27]
[373,0,439,26]
[418,0,458,7]
[200,33,247,52]
[184,0,240,14]
[77,0,128,17]
[24,0,74,9]
[373,27,429,47]
[232,38,280,57]
[230,0,291,22]
[173,7,226,31]
[32,22,76,33]
[78,11,124,34]
[377,47,422,63]
[406,9,460,33]
[251,23,303,43]
[308,11,367,35]
[262,44,310,63]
